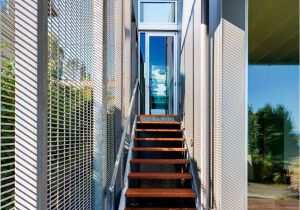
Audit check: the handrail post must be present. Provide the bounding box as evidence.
[107,79,139,210]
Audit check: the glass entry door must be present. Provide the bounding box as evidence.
[145,33,177,114]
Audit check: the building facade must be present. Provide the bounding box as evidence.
[0,0,298,209]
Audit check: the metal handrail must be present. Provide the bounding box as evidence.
[181,116,201,209]
[107,79,139,209]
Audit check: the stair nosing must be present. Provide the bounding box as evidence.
[137,114,179,117]
[133,138,185,141]
[132,147,187,152]
[130,159,188,165]
[135,129,183,132]
[128,172,192,179]
[126,188,196,198]
[137,121,181,125]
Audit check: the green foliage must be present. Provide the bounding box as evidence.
[1,42,14,74]
[1,41,15,210]
[248,104,298,184]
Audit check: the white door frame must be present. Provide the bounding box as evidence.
[142,31,178,114]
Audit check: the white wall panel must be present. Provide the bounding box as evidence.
[211,0,247,209]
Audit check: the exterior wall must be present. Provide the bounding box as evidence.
[180,0,210,209]
[180,0,246,209]
[210,0,247,209]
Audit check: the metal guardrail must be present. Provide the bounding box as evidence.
[185,141,201,210]
[181,117,201,210]
[107,79,140,210]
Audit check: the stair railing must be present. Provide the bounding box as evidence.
[107,79,140,210]
[181,123,202,209]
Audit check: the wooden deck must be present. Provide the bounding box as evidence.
[248,199,299,210]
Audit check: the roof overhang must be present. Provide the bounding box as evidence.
[249,0,299,64]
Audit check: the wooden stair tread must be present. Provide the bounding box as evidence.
[137,121,181,125]
[137,114,179,117]
[136,129,183,132]
[126,188,196,198]
[128,172,192,179]
[126,208,196,210]
[134,138,185,141]
[133,147,187,152]
[130,159,188,165]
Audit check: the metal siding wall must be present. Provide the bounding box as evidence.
[181,1,210,209]
[212,0,247,209]
[184,14,194,153]
[213,22,223,210]
[47,0,94,209]
[193,0,210,209]
[220,17,246,210]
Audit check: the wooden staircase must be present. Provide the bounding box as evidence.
[125,115,197,210]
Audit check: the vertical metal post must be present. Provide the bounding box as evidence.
[14,0,48,209]
[93,0,106,209]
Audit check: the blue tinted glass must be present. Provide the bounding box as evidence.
[1,0,6,12]
[149,36,174,114]
[140,33,145,63]
[139,33,146,113]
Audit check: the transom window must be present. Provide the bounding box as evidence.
[138,0,177,30]
[140,2,176,23]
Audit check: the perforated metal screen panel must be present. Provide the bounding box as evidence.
[104,0,117,194]
[104,0,134,199]
[183,14,194,154]
[0,0,15,209]
[48,0,94,209]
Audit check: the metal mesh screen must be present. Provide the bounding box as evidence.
[0,0,15,209]
[47,0,94,209]
[183,13,194,154]
[104,0,117,193]
[180,1,210,208]
[103,0,133,196]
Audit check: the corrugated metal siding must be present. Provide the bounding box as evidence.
[183,13,194,153]
[193,0,210,208]
[213,22,223,210]
[0,0,15,209]
[47,0,94,209]
[180,1,210,209]
[220,18,246,210]
[181,1,246,209]
[212,1,247,209]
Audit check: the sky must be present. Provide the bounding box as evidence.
[248,65,300,134]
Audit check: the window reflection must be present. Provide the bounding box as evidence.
[149,36,174,114]
[139,33,146,114]
[140,2,175,23]
[248,65,299,208]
